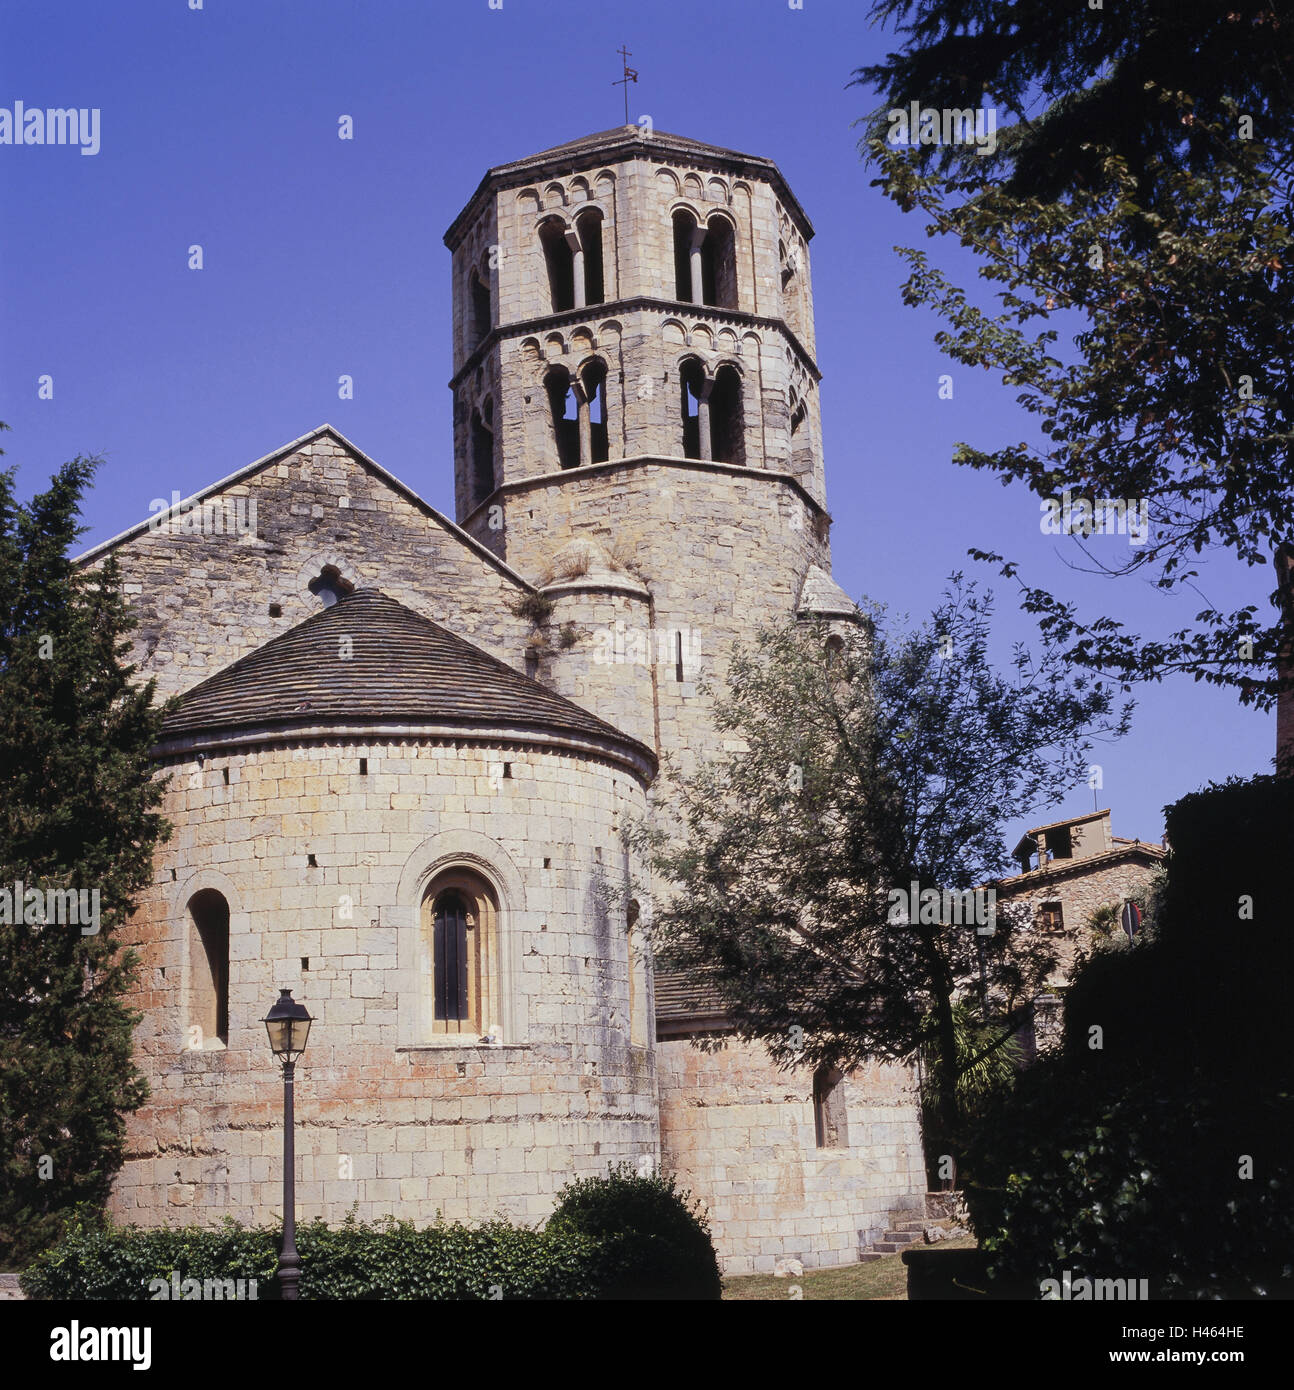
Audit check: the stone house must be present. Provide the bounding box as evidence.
[991,808,1167,1053]
[82,127,927,1276]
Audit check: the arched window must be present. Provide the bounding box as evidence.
[581,360,609,464]
[539,219,575,313]
[424,871,500,1038]
[813,1063,848,1149]
[575,209,605,306]
[710,365,745,466]
[703,214,738,310]
[187,889,229,1049]
[469,268,491,347]
[627,900,646,1047]
[545,366,581,469]
[679,359,705,459]
[471,399,495,505]
[790,387,812,475]
[672,209,698,301]
[672,209,738,309]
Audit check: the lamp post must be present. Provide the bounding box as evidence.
[263,988,312,1301]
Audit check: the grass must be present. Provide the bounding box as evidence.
[722,1234,977,1301]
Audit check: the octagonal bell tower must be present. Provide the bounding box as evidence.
[444,127,848,774]
[445,127,825,527]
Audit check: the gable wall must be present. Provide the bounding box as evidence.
[83,433,533,700]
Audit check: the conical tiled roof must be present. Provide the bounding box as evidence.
[159,590,653,768]
[796,564,859,620]
[499,127,761,171]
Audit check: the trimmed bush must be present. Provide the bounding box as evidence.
[20,1208,613,1301]
[546,1164,722,1300]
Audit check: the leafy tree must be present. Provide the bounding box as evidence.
[0,440,172,1267]
[854,2,1294,724]
[855,1,1294,199]
[963,774,1294,1297]
[636,578,1128,1176]
[918,1002,1021,1189]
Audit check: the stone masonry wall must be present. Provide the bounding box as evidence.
[479,460,830,785]
[999,854,1165,987]
[84,430,534,701]
[656,1039,926,1276]
[109,737,655,1230]
[534,579,658,750]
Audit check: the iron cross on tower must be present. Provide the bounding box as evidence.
[613,45,638,126]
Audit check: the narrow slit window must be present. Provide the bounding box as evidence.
[187,890,229,1049]
[813,1064,848,1149]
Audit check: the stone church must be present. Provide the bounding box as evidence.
[84,127,927,1275]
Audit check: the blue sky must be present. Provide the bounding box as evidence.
[0,0,1275,846]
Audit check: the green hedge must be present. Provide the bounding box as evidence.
[19,1211,630,1300]
[21,1169,724,1300]
[20,1211,622,1301]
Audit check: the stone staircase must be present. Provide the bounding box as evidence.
[858,1215,927,1262]
[857,1192,967,1263]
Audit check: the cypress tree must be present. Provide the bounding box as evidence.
[0,434,172,1267]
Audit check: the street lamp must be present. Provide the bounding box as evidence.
[263,988,312,1301]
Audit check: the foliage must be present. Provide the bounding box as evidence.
[856,3,1294,715]
[965,1062,1294,1299]
[508,591,555,626]
[22,1167,725,1300]
[0,446,173,1268]
[918,1002,1020,1189]
[21,1207,627,1301]
[1081,876,1160,953]
[638,576,1127,1172]
[854,1,1294,200]
[962,775,1294,1297]
[20,1209,278,1300]
[546,1163,722,1300]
